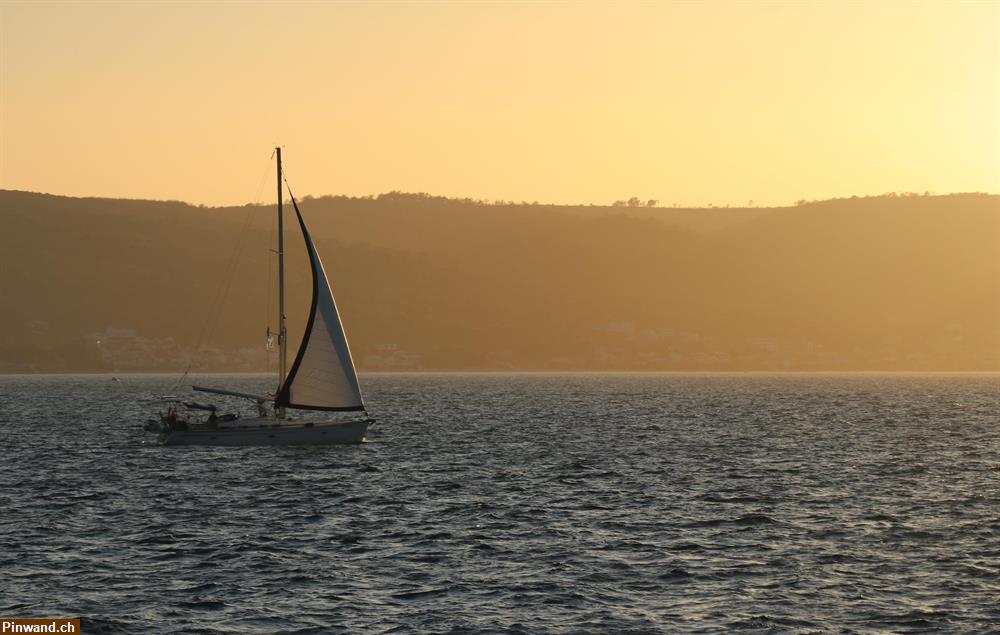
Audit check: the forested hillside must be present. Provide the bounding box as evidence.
[1,190,996,372]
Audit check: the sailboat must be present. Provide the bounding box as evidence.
[150,148,373,446]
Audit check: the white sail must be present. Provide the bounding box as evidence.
[276,197,365,412]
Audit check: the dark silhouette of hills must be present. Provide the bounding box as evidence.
[1,189,997,372]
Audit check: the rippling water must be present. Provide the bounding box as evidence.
[0,373,997,633]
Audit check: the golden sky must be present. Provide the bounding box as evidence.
[1,1,997,207]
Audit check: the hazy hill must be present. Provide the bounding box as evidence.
[0,189,997,372]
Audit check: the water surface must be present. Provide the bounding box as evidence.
[0,373,997,633]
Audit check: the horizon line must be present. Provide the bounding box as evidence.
[2,187,998,212]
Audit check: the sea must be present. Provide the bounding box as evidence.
[0,373,997,634]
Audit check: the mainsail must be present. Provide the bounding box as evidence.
[275,195,365,412]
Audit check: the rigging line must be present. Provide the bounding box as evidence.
[281,174,299,201]
[249,152,274,207]
[193,214,252,373]
[171,152,274,391]
[198,188,262,356]
[265,183,278,377]
[173,204,255,388]
[248,152,278,377]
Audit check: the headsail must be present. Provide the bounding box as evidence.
[275,195,365,412]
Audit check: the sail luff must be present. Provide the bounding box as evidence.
[274,192,365,412]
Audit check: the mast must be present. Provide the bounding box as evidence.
[276,146,287,417]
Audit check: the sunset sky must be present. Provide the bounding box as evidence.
[1,1,997,207]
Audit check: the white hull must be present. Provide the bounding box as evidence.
[160,418,370,446]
